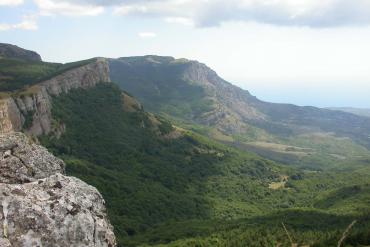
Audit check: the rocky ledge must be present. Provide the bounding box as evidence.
[0,58,111,136]
[0,132,116,247]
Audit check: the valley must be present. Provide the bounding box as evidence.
[1,44,370,246]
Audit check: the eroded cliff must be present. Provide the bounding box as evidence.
[0,58,110,136]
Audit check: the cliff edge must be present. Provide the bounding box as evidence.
[0,132,116,246]
[0,58,110,136]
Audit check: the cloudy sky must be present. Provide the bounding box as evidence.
[1,0,370,108]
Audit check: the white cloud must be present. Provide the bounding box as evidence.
[112,0,370,27]
[0,0,23,6]
[34,0,104,16]
[113,0,195,19]
[164,17,194,26]
[0,15,38,31]
[55,0,157,6]
[113,5,149,16]
[138,32,157,38]
[23,0,370,27]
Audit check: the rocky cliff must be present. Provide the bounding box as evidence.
[180,59,265,131]
[0,44,42,62]
[109,56,265,134]
[0,132,116,246]
[109,56,370,149]
[0,58,110,136]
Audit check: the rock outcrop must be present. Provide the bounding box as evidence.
[0,58,111,136]
[109,56,265,135]
[0,133,64,184]
[109,55,370,149]
[180,60,265,132]
[0,44,42,62]
[0,132,116,247]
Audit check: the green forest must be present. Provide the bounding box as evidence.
[39,83,370,246]
[0,57,96,92]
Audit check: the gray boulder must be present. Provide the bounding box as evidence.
[0,133,64,184]
[0,133,116,247]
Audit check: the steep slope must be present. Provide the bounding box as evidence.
[39,82,291,246]
[0,132,116,246]
[38,74,370,247]
[0,48,292,246]
[109,56,262,134]
[0,46,116,247]
[109,56,370,168]
[0,43,42,61]
[0,57,110,136]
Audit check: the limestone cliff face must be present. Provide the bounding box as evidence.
[180,60,265,133]
[0,102,14,134]
[0,58,110,136]
[0,132,117,247]
[110,56,265,135]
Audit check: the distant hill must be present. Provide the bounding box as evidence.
[327,107,370,118]
[0,43,42,61]
[109,56,370,168]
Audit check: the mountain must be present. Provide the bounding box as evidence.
[1,58,109,136]
[327,107,370,118]
[38,58,370,246]
[39,80,289,246]
[0,43,42,61]
[0,50,289,246]
[109,56,370,169]
[2,46,370,247]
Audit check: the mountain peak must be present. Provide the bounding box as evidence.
[112,55,226,88]
[0,43,42,61]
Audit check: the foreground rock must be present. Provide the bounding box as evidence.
[0,132,116,247]
[0,133,64,184]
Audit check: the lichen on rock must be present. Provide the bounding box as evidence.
[0,132,116,247]
[0,132,65,184]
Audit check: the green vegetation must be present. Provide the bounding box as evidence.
[22,109,35,129]
[39,82,370,246]
[147,211,370,247]
[2,50,370,247]
[40,83,290,246]
[109,57,216,119]
[109,56,370,170]
[0,58,59,91]
[0,57,96,91]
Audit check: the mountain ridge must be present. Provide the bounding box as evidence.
[0,58,110,136]
[2,45,370,246]
[109,56,370,168]
[0,43,42,61]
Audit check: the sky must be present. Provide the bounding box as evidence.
[1,0,370,108]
